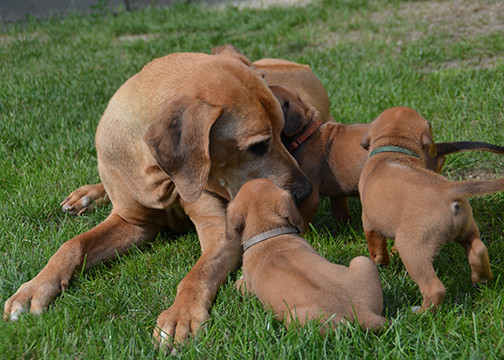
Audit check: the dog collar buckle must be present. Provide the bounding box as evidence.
[242,226,300,251]
[288,120,322,153]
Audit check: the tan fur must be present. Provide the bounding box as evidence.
[59,56,504,226]
[270,86,504,225]
[227,178,386,332]
[4,45,313,350]
[358,106,501,311]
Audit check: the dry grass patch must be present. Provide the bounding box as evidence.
[318,0,504,49]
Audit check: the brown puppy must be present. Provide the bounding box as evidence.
[358,106,502,311]
[271,85,504,224]
[4,46,313,350]
[226,178,386,331]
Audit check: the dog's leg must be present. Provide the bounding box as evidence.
[460,231,493,285]
[330,196,351,223]
[153,192,242,349]
[394,234,445,311]
[60,183,109,215]
[363,228,390,266]
[4,211,159,321]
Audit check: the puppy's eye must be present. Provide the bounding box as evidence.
[247,139,270,156]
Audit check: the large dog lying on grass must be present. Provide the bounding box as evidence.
[3,45,312,350]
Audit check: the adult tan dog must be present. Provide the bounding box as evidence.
[227,178,386,331]
[55,54,331,216]
[3,46,313,349]
[271,85,504,225]
[358,106,502,311]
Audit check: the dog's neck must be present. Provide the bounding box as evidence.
[369,145,420,159]
[242,226,300,251]
[284,119,323,153]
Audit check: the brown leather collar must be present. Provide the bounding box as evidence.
[287,119,323,153]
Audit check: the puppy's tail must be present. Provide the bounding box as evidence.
[436,141,504,157]
[448,177,504,199]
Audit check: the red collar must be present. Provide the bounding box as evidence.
[287,120,322,153]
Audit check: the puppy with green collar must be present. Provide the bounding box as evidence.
[359,106,501,311]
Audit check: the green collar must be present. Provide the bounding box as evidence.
[369,145,419,159]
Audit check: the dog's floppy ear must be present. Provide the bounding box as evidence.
[225,202,244,242]
[211,44,253,67]
[274,191,304,229]
[144,98,224,203]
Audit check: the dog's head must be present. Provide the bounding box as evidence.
[143,46,312,203]
[361,106,437,159]
[225,178,304,243]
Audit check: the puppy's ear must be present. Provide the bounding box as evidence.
[144,98,224,203]
[361,126,372,150]
[270,85,319,138]
[211,44,253,67]
[225,202,244,242]
[275,191,304,229]
[435,156,446,173]
[421,124,437,157]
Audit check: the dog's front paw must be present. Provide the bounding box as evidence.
[153,302,210,353]
[4,278,64,321]
[60,183,108,215]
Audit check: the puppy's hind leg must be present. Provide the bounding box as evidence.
[363,228,390,266]
[459,229,493,285]
[394,232,445,312]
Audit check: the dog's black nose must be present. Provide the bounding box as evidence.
[292,177,313,203]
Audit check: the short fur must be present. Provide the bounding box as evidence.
[358,106,501,311]
[4,45,313,350]
[270,85,504,225]
[227,178,386,332]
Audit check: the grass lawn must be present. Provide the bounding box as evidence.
[1,0,504,358]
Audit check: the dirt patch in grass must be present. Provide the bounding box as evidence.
[224,0,311,9]
[394,0,504,42]
[320,0,504,52]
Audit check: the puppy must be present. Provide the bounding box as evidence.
[271,85,504,224]
[358,106,502,311]
[226,178,386,331]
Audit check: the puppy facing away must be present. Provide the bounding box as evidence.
[358,106,503,311]
[226,178,386,332]
[270,85,504,225]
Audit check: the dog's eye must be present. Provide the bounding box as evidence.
[247,139,270,156]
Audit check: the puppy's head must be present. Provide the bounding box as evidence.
[226,178,304,244]
[361,106,436,158]
[269,85,321,147]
